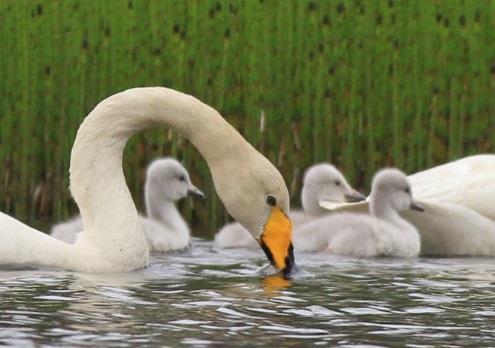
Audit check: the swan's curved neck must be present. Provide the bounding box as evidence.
[145,189,187,234]
[70,88,237,250]
[301,187,325,215]
[370,193,412,231]
[370,193,399,222]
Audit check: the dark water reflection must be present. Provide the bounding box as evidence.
[1,239,495,347]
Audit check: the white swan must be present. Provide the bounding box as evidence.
[319,155,495,257]
[408,154,495,220]
[51,157,204,252]
[0,87,294,273]
[297,169,423,257]
[214,163,365,248]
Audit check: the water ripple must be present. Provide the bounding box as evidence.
[1,240,495,346]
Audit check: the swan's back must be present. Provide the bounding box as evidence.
[408,154,495,220]
[402,201,495,256]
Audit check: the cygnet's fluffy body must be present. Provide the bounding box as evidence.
[51,158,203,252]
[298,169,422,257]
[214,163,365,248]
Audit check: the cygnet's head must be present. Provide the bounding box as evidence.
[370,168,423,214]
[145,158,204,202]
[301,163,366,215]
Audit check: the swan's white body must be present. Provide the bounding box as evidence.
[408,154,495,221]
[214,163,364,249]
[402,202,495,256]
[300,169,422,258]
[0,87,291,272]
[320,155,495,256]
[51,158,200,252]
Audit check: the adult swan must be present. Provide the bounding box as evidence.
[0,87,294,274]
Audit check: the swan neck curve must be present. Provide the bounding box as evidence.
[301,186,325,215]
[370,192,413,231]
[370,193,399,222]
[145,189,188,236]
[69,88,239,251]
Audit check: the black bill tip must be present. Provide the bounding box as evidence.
[281,243,296,278]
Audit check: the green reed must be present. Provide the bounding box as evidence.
[0,0,493,237]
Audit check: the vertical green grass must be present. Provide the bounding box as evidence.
[0,0,493,236]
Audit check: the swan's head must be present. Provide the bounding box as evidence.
[303,163,366,214]
[145,158,204,202]
[370,168,423,213]
[211,152,294,276]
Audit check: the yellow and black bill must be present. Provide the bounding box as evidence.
[259,207,295,277]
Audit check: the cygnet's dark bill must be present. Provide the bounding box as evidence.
[259,207,295,277]
[410,201,424,212]
[345,190,367,203]
[187,186,205,200]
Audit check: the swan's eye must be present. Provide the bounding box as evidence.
[266,195,277,207]
[178,175,186,182]
[404,188,411,194]
[335,180,341,186]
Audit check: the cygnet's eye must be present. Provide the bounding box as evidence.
[404,187,411,194]
[178,175,186,182]
[335,180,341,186]
[266,194,277,207]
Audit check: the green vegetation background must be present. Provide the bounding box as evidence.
[0,0,494,237]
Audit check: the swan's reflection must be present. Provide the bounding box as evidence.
[262,273,292,295]
[3,252,495,346]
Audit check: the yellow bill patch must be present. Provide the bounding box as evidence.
[259,207,293,271]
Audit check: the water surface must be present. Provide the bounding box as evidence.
[1,239,494,347]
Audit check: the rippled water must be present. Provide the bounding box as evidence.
[1,239,495,347]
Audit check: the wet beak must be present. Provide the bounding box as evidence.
[410,201,424,212]
[259,208,295,277]
[344,190,367,203]
[187,185,205,200]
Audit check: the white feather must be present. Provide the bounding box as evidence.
[0,87,290,272]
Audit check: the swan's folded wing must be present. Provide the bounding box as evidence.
[408,155,495,221]
[408,175,463,205]
[455,173,495,222]
[318,200,369,214]
[402,201,495,256]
